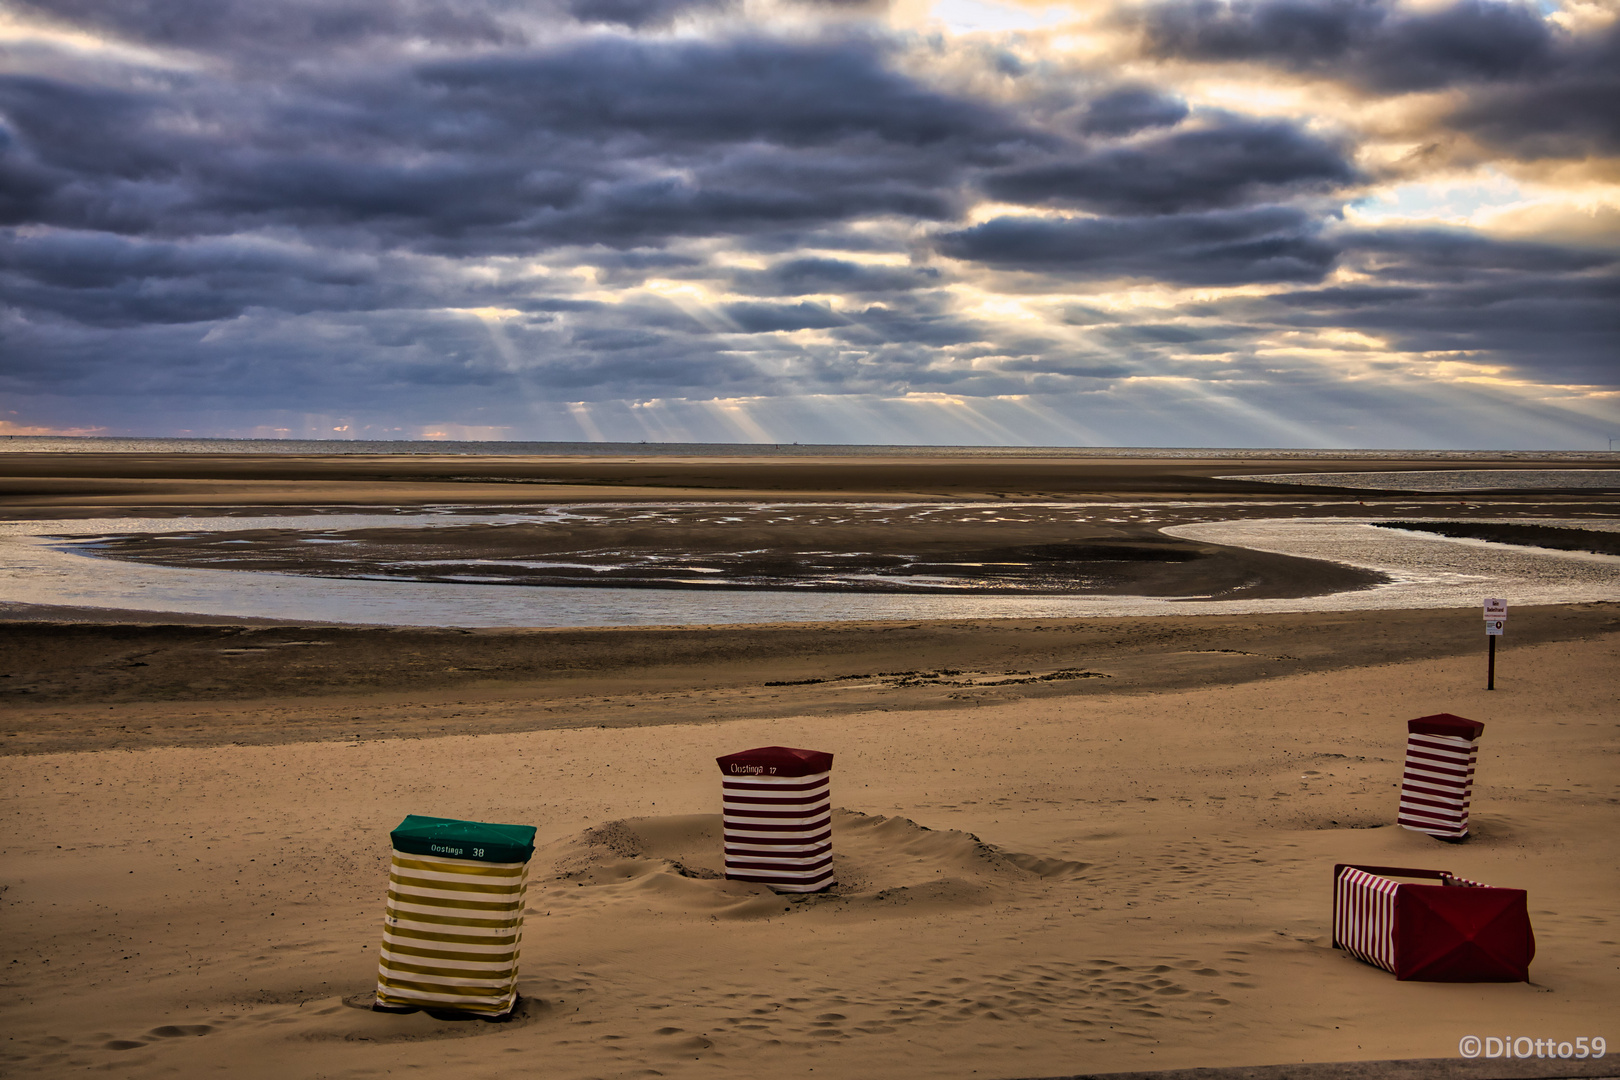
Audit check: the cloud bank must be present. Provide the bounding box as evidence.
[1,0,1616,447]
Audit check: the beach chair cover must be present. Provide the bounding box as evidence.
[374,815,537,1017]
[1398,713,1483,838]
[1332,864,1533,982]
[717,746,834,894]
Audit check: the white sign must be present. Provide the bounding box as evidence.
[1483,598,1508,620]
[1486,619,1505,636]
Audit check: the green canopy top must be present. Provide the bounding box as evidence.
[389,814,537,864]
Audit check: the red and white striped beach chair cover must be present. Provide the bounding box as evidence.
[1332,863,1532,981]
[1333,865,1402,972]
[717,746,834,894]
[1397,713,1483,838]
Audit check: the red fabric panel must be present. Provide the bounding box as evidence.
[723,777,830,794]
[724,854,834,872]
[1394,884,1534,982]
[1407,713,1485,739]
[722,805,829,819]
[717,746,835,777]
[1337,865,1450,881]
[725,830,833,849]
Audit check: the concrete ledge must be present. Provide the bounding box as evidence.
[1013,1057,1619,1080]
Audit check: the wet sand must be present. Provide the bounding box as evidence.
[4,603,1618,755]
[2,451,1617,1080]
[63,509,1387,597]
[1375,521,1620,558]
[3,450,1618,515]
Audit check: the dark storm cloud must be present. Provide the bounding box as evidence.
[0,307,492,397]
[6,0,527,55]
[576,249,706,288]
[0,120,56,227]
[734,224,918,255]
[414,36,1005,147]
[0,224,655,333]
[1285,288,1619,386]
[1443,23,1620,158]
[1098,321,1263,352]
[1128,0,1620,158]
[0,228,520,328]
[0,24,1016,390]
[1076,86,1189,136]
[1346,228,1615,279]
[1131,0,1557,92]
[832,301,986,347]
[720,301,849,332]
[0,73,192,229]
[982,114,1358,214]
[729,257,944,296]
[0,297,779,403]
[1179,227,1620,387]
[0,34,1011,249]
[567,0,733,28]
[567,0,879,27]
[937,206,1339,284]
[17,0,891,56]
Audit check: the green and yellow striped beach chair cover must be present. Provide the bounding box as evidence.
[374,815,537,1018]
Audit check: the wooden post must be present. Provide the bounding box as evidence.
[1482,600,1507,691]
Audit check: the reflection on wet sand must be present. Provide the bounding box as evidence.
[2,504,1616,627]
[56,502,1380,598]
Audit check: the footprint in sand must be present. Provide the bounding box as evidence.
[96,1022,214,1053]
[511,809,1257,1060]
[686,957,1244,1046]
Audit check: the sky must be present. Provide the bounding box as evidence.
[1,0,1617,448]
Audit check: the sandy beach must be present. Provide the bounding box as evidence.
[2,451,1617,1079]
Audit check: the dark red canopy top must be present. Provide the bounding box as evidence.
[717,745,834,777]
[1408,713,1485,739]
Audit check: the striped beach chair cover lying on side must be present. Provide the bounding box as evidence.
[1332,863,1532,982]
[1397,713,1484,839]
[1333,865,1403,973]
[717,746,835,894]
[374,815,537,1017]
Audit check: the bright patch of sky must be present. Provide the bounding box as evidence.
[1348,169,1535,226]
[931,0,1073,33]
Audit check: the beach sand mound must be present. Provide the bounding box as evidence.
[540,809,1091,918]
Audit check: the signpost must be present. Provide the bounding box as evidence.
[1483,598,1507,689]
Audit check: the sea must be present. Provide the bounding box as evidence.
[5,436,1618,461]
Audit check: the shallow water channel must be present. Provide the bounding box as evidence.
[2,506,1616,627]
